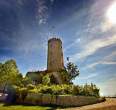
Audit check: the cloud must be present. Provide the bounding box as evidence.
[85,51,116,69]
[63,0,116,64]
[101,20,114,32]
[50,0,55,4]
[98,76,116,96]
[79,73,98,80]
[71,35,116,62]
[36,0,49,25]
[64,38,81,51]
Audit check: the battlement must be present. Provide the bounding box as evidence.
[48,38,62,43]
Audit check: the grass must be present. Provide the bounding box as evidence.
[0,103,53,110]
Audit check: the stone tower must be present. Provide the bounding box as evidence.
[47,38,64,71]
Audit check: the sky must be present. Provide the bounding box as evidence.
[0,0,116,96]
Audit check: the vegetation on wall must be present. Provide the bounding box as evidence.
[14,83,100,101]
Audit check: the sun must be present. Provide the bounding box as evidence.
[106,2,116,24]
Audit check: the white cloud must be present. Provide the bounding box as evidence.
[64,38,81,51]
[36,0,49,24]
[101,20,114,32]
[71,35,116,62]
[85,51,116,69]
[79,73,98,80]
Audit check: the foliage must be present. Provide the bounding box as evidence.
[19,88,28,101]
[42,75,50,85]
[21,77,32,87]
[59,69,70,84]
[40,86,53,94]
[72,83,100,97]
[0,59,20,92]
[0,59,100,101]
[14,83,100,97]
[27,84,35,90]
[72,85,80,95]
[66,62,79,82]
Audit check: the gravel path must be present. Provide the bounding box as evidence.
[57,98,116,110]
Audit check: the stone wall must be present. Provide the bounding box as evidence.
[17,93,102,107]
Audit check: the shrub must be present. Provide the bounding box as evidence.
[19,88,28,101]
[27,84,35,90]
[72,85,80,95]
[42,75,50,85]
[61,84,73,94]
[59,69,70,84]
[28,89,38,93]
[13,83,100,98]
[93,88,100,97]
[40,86,53,94]
[52,85,63,95]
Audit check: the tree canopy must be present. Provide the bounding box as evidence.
[0,59,20,92]
[66,62,80,82]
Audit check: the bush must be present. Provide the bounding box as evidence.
[42,75,50,85]
[19,88,28,101]
[72,85,80,95]
[40,86,53,94]
[93,88,100,97]
[13,83,100,98]
[61,84,73,94]
[28,89,38,93]
[52,85,63,95]
[27,84,35,90]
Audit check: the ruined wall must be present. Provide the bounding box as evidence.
[47,38,64,71]
[17,93,103,107]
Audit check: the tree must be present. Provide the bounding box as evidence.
[66,62,79,83]
[59,69,70,84]
[0,59,20,93]
[42,75,50,85]
[21,76,32,87]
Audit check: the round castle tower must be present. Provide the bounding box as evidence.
[47,38,64,72]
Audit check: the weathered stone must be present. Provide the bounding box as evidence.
[47,38,64,71]
[19,93,101,107]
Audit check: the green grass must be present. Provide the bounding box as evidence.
[0,103,53,110]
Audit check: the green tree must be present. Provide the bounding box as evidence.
[59,69,70,84]
[0,59,20,92]
[66,62,79,83]
[22,76,32,87]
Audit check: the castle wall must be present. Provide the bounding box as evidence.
[17,93,102,107]
[47,38,64,71]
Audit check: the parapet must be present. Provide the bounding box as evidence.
[48,38,62,43]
